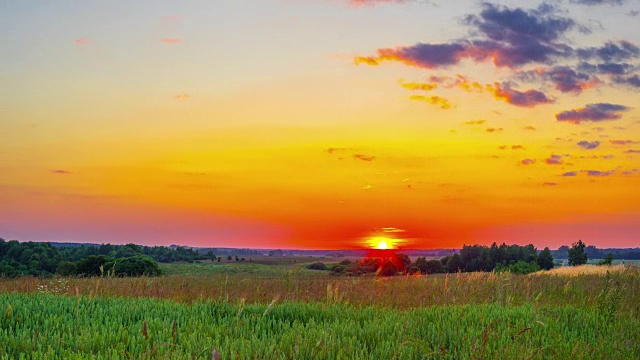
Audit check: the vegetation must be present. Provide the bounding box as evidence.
[0,264,638,359]
[568,240,588,266]
[597,253,614,266]
[0,239,164,277]
[0,292,636,359]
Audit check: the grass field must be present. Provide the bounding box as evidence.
[1,261,639,359]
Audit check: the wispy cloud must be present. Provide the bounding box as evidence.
[161,38,182,44]
[610,140,639,145]
[348,0,409,7]
[488,82,554,107]
[562,171,578,176]
[545,154,564,165]
[463,120,487,125]
[577,140,600,149]
[75,38,91,45]
[399,81,438,91]
[51,169,71,175]
[175,94,190,101]
[353,154,376,161]
[521,158,536,165]
[570,0,625,5]
[556,103,632,123]
[585,169,615,176]
[409,95,452,109]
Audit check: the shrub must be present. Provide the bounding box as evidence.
[307,262,328,271]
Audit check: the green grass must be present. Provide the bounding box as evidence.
[1,292,638,359]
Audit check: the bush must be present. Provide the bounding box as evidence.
[307,262,328,271]
[105,256,161,277]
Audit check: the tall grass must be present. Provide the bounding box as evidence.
[1,292,638,359]
[1,266,638,313]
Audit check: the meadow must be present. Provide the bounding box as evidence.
[1,260,639,359]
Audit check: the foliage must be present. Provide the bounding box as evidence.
[597,253,614,266]
[446,253,464,272]
[105,256,162,277]
[306,262,328,271]
[569,240,588,266]
[537,247,554,270]
[376,259,398,276]
[497,260,541,275]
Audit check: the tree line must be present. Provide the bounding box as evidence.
[309,241,603,276]
[0,239,218,277]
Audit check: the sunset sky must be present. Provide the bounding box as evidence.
[2,0,639,249]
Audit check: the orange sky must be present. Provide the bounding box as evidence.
[1,1,639,249]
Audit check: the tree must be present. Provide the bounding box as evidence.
[425,260,445,274]
[568,240,588,266]
[377,259,399,276]
[446,254,464,273]
[56,261,77,276]
[412,257,428,274]
[537,247,554,270]
[395,253,411,271]
[598,253,613,266]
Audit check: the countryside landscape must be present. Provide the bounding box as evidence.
[2,0,640,359]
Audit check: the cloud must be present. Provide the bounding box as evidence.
[355,42,469,68]
[626,149,640,154]
[175,94,190,101]
[353,154,375,161]
[570,0,625,5]
[161,38,182,44]
[545,154,564,164]
[51,169,71,174]
[629,10,640,17]
[399,81,438,91]
[562,171,578,176]
[542,182,558,186]
[463,120,487,125]
[523,125,537,130]
[521,158,536,165]
[584,169,614,176]
[348,0,409,6]
[523,66,599,93]
[486,127,503,132]
[499,145,525,150]
[409,95,452,109]
[488,82,554,107]
[381,227,406,233]
[613,74,640,88]
[356,4,577,69]
[577,140,600,149]
[326,147,351,154]
[75,38,91,45]
[578,41,640,62]
[556,103,632,123]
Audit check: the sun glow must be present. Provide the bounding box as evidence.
[368,236,396,250]
[376,239,389,250]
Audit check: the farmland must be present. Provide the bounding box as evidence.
[1,261,639,359]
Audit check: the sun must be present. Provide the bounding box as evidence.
[376,239,389,250]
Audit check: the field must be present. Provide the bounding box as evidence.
[1,260,639,359]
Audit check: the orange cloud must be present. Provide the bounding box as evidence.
[161,38,182,44]
[175,94,190,101]
[486,82,554,107]
[399,81,438,91]
[75,38,91,45]
[409,95,452,109]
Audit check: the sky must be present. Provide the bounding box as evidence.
[1,0,640,250]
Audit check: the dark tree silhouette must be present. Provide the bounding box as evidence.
[537,247,554,270]
[568,240,588,266]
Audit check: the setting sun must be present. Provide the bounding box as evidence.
[376,239,389,250]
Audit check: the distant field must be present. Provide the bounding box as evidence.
[1,261,638,359]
